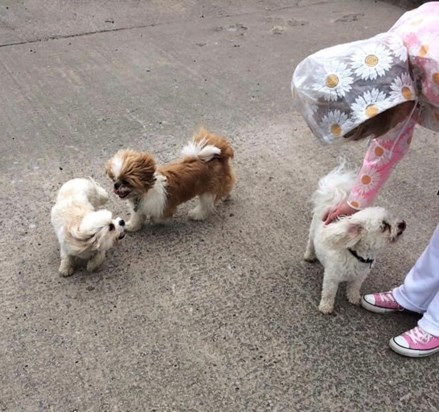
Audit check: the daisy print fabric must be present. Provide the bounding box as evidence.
[291,2,439,210]
[389,73,416,103]
[312,61,354,101]
[387,1,439,127]
[320,110,352,139]
[292,32,415,143]
[350,43,393,80]
[351,88,389,123]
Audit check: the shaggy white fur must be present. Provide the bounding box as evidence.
[51,178,125,276]
[304,163,406,314]
[180,139,221,162]
[126,172,168,230]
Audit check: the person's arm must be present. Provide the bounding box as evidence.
[347,119,415,209]
[324,119,416,224]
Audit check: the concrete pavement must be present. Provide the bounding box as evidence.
[1,1,438,411]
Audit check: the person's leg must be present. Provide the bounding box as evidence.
[361,224,439,314]
[418,290,439,336]
[389,290,439,357]
[393,225,439,313]
[389,226,439,357]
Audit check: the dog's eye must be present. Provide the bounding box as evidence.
[381,221,391,232]
[109,223,115,231]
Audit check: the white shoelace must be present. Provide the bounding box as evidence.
[406,327,432,344]
[380,292,396,303]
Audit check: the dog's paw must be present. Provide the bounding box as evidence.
[59,266,75,277]
[86,261,102,273]
[188,208,208,221]
[87,255,105,272]
[150,216,167,225]
[125,220,142,232]
[304,253,317,263]
[347,292,361,305]
[319,302,334,314]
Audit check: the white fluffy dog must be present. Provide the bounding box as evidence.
[304,164,406,314]
[51,178,125,277]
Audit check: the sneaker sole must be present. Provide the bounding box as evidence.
[389,338,439,358]
[361,296,403,314]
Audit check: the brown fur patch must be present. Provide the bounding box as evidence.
[192,127,234,159]
[106,150,157,193]
[158,129,235,217]
[107,129,236,219]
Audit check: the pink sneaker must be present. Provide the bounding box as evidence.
[390,326,439,357]
[361,291,405,314]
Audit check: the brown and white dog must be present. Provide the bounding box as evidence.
[106,128,236,231]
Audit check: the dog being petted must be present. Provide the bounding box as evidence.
[304,163,405,314]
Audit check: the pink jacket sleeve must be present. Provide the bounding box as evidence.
[346,119,416,210]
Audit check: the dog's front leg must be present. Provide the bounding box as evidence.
[150,208,173,225]
[59,254,75,277]
[304,236,316,262]
[304,217,317,262]
[319,271,340,314]
[150,215,171,225]
[126,211,145,232]
[346,274,368,305]
[87,251,106,272]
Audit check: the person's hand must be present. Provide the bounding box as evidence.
[323,202,358,225]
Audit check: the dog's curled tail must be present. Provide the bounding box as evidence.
[88,177,109,206]
[181,128,234,162]
[312,161,356,215]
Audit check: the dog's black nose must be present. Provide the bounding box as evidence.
[114,182,121,190]
[398,221,406,232]
[119,219,125,226]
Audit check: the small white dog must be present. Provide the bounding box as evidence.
[304,164,406,314]
[51,178,125,277]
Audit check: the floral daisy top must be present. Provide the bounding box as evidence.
[292,2,439,209]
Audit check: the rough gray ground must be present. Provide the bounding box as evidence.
[1,1,438,411]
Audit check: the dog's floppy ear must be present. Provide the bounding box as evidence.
[322,219,363,249]
[80,210,117,250]
[79,210,113,235]
[64,210,113,253]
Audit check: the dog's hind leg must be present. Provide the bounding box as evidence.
[304,218,317,262]
[319,271,339,314]
[189,193,215,221]
[346,274,368,305]
[87,251,106,272]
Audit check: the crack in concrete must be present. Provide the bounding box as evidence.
[0,23,158,49]
[0,1,329,49]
